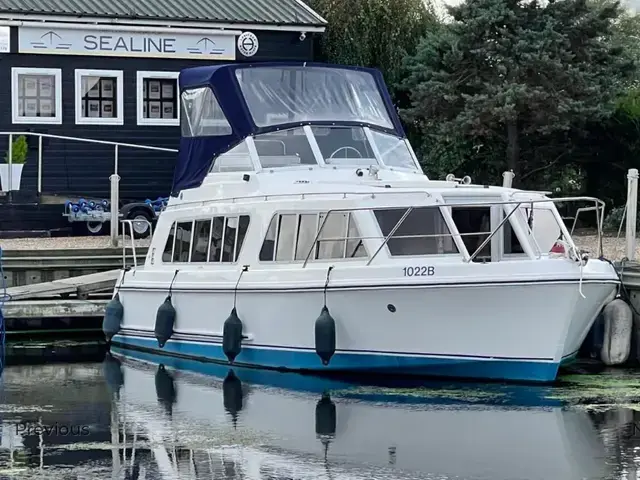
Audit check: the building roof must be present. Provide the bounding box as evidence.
[0,0,326,27]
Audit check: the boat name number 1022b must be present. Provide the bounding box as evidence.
[402,266,435,277]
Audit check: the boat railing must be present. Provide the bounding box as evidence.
[302,196,605,267]
[0,131,178,247]
[120,219,154,269]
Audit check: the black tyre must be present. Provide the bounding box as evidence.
[86,221,106,235]
[125,208,154,239]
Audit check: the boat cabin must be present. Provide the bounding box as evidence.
[148,63,575,271]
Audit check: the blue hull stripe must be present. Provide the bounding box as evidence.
[111,334,562,383]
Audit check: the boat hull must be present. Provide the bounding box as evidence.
[111,277,617,383]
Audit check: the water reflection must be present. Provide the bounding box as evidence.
[0,347,638,479]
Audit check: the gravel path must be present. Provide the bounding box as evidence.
[572,232,638,260]
[0,236,151,251]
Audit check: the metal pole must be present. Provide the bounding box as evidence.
[110,174,120,247]
[502,170,515,188]
[110,146,120,247]
[626,168,638,260]
[37,135,43,195]
[8,133,12,192]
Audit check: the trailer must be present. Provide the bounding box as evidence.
[62,197,167,238]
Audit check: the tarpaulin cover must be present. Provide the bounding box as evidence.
[171,62,404,196]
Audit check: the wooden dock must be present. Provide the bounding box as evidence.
[1,299,109,318]
[3,269,119,301]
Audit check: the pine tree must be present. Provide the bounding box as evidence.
[401,0,636,180]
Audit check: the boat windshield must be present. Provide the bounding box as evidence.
[234,66,394,130]
[243,126,420,171]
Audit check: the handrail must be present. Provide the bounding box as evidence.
[165,190,434,210]
[120,219,154,269]
[296,196,604,267]
[0,131,177,247]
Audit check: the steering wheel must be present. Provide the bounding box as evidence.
[329,146,363,159]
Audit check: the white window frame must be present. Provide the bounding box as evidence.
[136,71,180,126]
[75,69,124,126]
[11,67,63,125]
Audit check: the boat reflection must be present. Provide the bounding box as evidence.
[107,347,614,480]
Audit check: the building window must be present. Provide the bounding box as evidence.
[75,69,124,125]
[11,68,62,125]
[136,71,179,126]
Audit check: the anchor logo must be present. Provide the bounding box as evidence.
[30,30,72,50]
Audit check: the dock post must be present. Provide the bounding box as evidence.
[502,170,515,188]
[626,168,639,260]
[110,173,120,248]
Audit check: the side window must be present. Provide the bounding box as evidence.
[191,220,211,263]
[260,211,368,262]
[295,214,318,260]
[504,221,524,254]
[347,213,366,258]
[235,215,251,261]
[317,212,348,259]
[451,207,491,262]
[374,207,458,256]
[162,222,176,262]
[209,216,225,262]
[172,221,193,262]
[275,214,297,261]
[260,216,278,261]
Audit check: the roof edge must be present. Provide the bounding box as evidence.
[0,11,327,31]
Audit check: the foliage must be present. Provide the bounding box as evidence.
[4,135,28,164]
[399,0,636,185]
[602,205,640,232]
[304,0,438,97]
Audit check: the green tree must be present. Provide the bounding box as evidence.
[304,0,438,95]
[400,0,636,184]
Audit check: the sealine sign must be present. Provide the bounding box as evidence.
[18,26,236,60]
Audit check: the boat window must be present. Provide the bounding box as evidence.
[504,221,525,254]
[253,128,317,168]
[451,207,492,262]
[368,130,419,170]
[162,222,176,262]
[190,220,211,263]
[172,221,193,262]
[275,214,297,260]
[260,211,368,262]
[208,217,225,262]
[180,87,231,137]
[312,126,378,167]
[211,141,253,173]
[207,215,251,263]
[374,207,458,256]
[234,66,394,130]
[234,216,250,262]
[161,215,250,264]
[259,216,278,261]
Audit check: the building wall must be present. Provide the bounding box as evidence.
[0,27,315,201]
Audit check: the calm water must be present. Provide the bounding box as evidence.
[0,345,639,480]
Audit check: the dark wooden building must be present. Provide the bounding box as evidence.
[0,0,325,234]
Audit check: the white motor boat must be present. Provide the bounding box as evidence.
[105,349,612,480]
[106,62,619,383]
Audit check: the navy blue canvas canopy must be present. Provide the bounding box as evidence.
[171,62,406,196]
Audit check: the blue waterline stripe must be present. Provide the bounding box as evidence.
[115,278,618,294]
[111,335,562,382]
[117,328,574,362]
